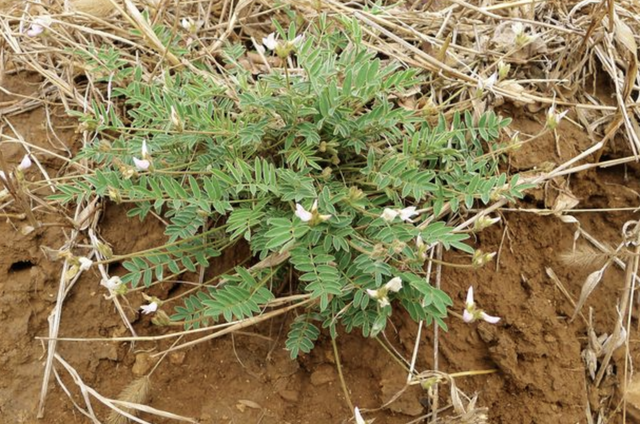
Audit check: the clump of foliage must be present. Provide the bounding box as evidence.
[55,17,526,358]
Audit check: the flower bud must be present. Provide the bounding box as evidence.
[152,310,172,326]
[96,240,114,259]
[108,187,122,203]
[498,61,511,80]
[472,250,496,267]
[170,106,184,132]
[347,186,364,202]
[474,215,501,232]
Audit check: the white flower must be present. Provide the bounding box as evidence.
[295,199,331,223]
[382,207,420,222]
[463,286,475,322]
[180,18,201,33]
[366,288,379,298]
[180,18,192,31]
[385,276,403,293]
[476,73,498,97]
[512,21,532,46]
[101,276,123,291]
[295,203,313,222]
[354,407,366,424]
[381,208,399,222]
[463,286,501,324]
[512,22,525,37]
[479,312,501,324]
[141,302,158,315]
[546,104,568,130]
[367,277,402,307]
[26,16,52,37]
[291,34,304,46]
[398,206,419,222]
[18,155,32,171]
[367,287,390,307]
[262,32,278,50]
[78,257,93,271]
[133,157,150,171]
[484,73,498,89]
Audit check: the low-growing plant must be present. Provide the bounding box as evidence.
[54,17,528,358]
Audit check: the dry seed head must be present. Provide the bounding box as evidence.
[559,244,609,269]
[106,376,151,424]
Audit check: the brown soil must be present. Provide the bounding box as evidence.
[1,73,638,424]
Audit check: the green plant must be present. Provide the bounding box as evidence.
[54,17,528,358]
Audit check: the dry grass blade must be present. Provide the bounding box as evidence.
[55,353,197,423]
[107,377,151,424]
[571,266,607,323]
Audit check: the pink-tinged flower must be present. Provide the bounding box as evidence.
[26,16,52,37]
[262,32,278,50]
[463,286,501,324]
[133,139,151,171]
[141,302,158,315]
[354,407,366,424]
[133,157,150,171]
[18,155,32,170]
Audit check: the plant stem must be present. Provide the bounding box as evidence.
[331,336,354,412]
